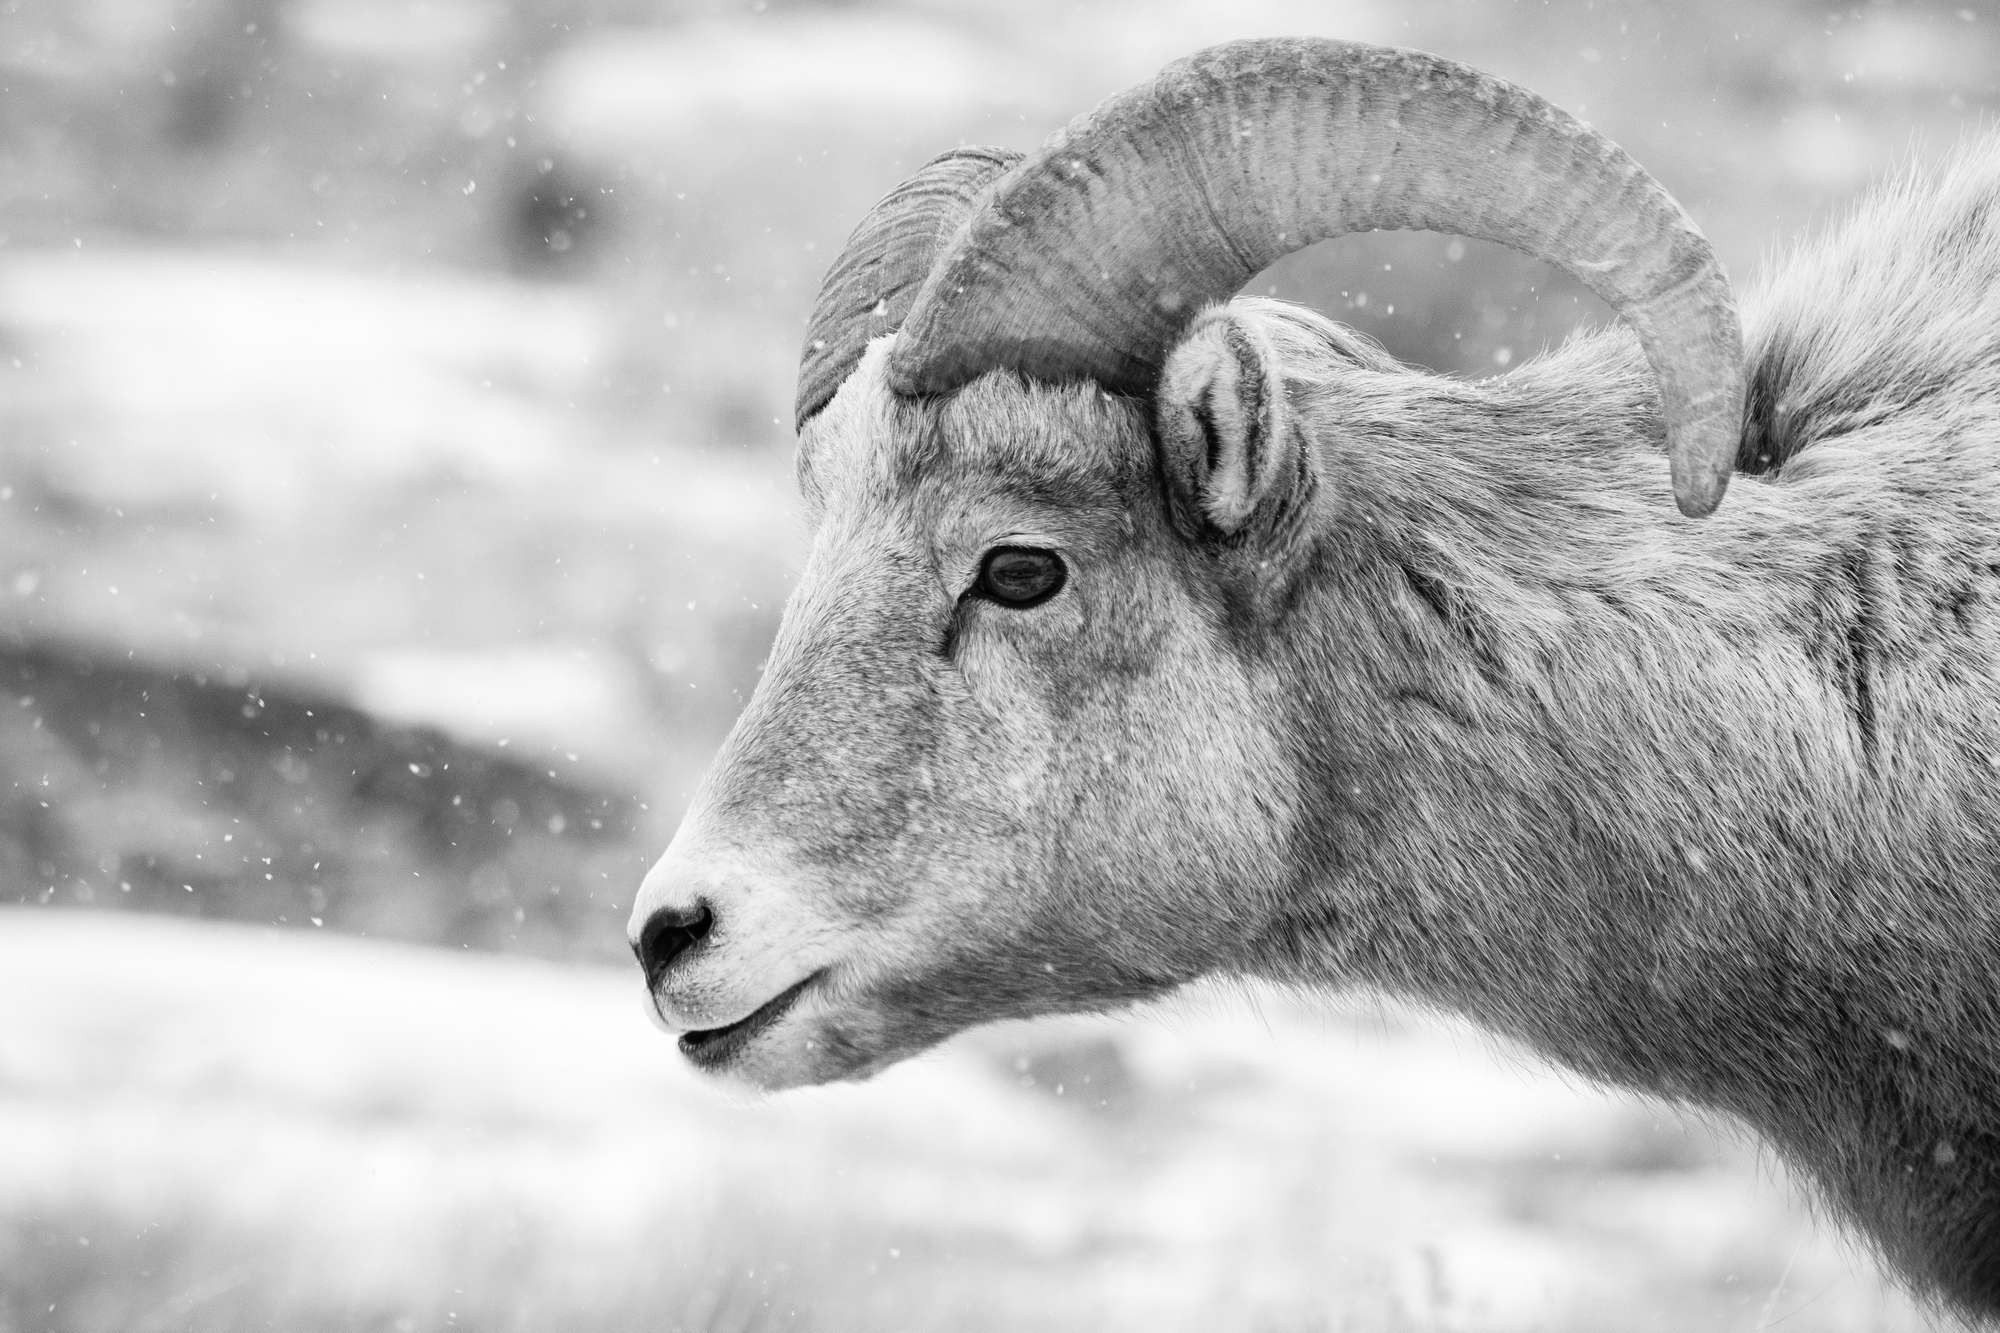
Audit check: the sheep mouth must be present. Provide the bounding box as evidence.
[678,972,821,1070]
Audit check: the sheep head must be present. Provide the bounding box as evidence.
[639,335,1325,1087]
[628,37,1747,1088]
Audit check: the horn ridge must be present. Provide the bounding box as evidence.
[794,145,1022,430]
[887,37,1744,516]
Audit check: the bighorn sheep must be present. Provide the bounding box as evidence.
[628,38,2000,1312]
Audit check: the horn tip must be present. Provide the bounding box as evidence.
[1671,462,1731,518]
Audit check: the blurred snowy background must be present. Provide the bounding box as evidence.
[2,0,1993,1329]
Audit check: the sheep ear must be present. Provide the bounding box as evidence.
[1155,307,1301,539]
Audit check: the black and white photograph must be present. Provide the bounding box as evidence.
[4,0,1999,1328]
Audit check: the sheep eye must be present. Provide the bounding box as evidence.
[974,546,1066,608]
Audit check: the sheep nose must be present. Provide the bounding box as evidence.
[633,901,714,988]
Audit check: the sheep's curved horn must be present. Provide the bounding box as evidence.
[795,146,1022,430]
[888,39,1744,517]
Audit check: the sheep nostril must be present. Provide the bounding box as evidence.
[635,902,715,988]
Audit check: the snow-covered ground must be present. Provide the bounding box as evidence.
[1,910,1937,1331]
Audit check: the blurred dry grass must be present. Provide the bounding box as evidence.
[2,0,1996,1328]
